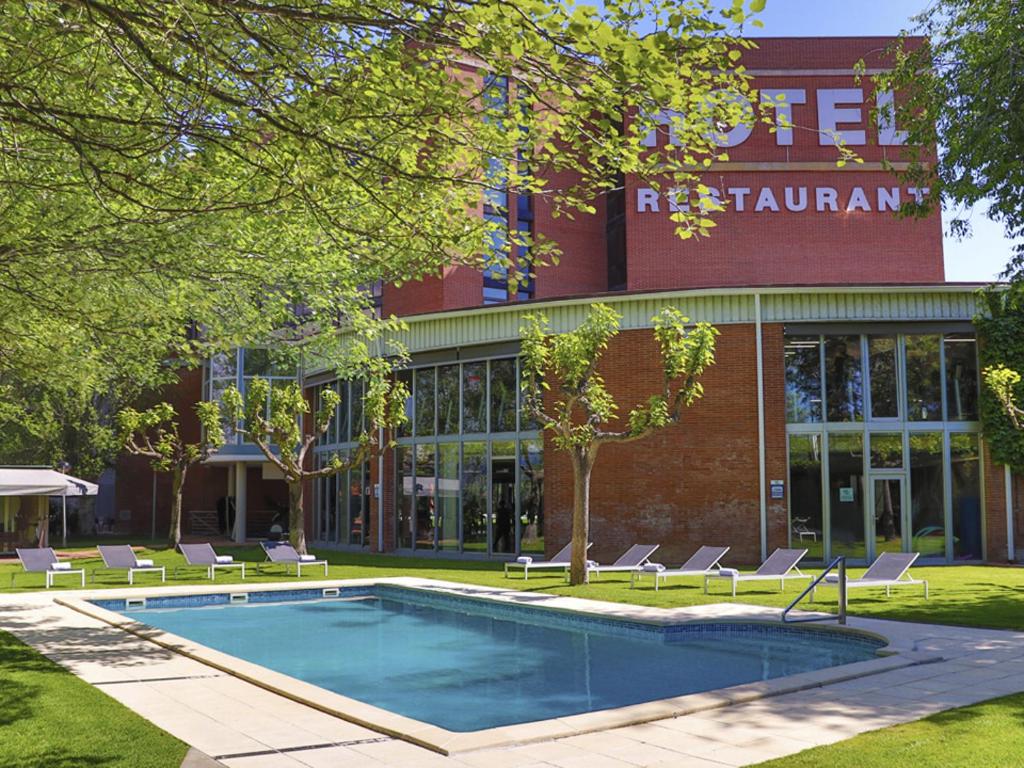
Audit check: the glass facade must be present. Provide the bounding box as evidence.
[204,348,297,446]
[785,331,982,563]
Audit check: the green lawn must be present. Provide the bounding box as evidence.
[5,544,1023,631]
[0,630,187,768]
[753,693,1024,768]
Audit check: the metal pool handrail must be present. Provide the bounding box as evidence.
[782,556,847,625]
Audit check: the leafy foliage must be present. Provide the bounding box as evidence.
[976,290,1024,470]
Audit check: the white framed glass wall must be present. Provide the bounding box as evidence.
[203,348,297,446]
[393,355,544,557]
[785,331,983,564]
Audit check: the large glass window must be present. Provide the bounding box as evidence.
[908,433,945,560]
[828,432,865,560]
[905,335,942,421]
[438,444,460,551]
[490,358,517,432]
[415,368,435,437]
[950,434,983,560]
[462,363,487,433]
[869,432,903,469]
[414,444,436,550]
[396,446,414,548]
[462,443,489,552]
[491,440,517,554]
[437,364,460,435]
[788,435,824,560]
[397,370,413,438]
[784,337,822,423]
[519,439,544,555]
[945,334,979,421]
[825,336,863,422]
[868,336,899,419]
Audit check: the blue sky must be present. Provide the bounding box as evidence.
[727,0,1019,283]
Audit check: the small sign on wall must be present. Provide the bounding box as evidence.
[769,480,785,500]
[839,487,855,503]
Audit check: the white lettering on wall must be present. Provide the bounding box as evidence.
[908,186,930,203]
[637,187,660,212]
[667,188,688,212]
[847,187,871,212]
[877,187,900,211]
[755,187,780,212]
[728,187,751,212]
[635,186,929,215]
[817,89,866,146]
[876,90,907,146]
[640,110,686,147]
[784,187,808,212]
[816,187,839,211]
[760,89,807,146]
[709,92,755,148]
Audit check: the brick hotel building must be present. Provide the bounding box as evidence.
[115,37,1022,566]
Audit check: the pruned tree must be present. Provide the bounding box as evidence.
[985,365,1024,430]
[520,303,718,585]
[221,365,408,555]
[118,401,225,548]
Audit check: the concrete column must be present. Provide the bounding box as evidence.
[233,461,248,543]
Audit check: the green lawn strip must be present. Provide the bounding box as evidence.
[752,693,1024,768]
[3,546,1024,631]
[0,629,188,768]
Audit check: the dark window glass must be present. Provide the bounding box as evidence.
[335,381,349,443]
[415,444,436,550]
[437,364,460,435]
[784,336,822,423]
[788,434,824,561]
[951,434,983,560]
[905,335,942,421]
[828,432,865,560]
[396,447,413,548]
[870,432,903,469]
[462,443,489,552]
[490,358,517,432]
[414,369,435,437]
[350,380,364,438]
[944,334,979,421]
[868,336,899,418]
[243,348,273,376]
[462,363,487,433]
[438,444,459,551]
[518,439,544,555]
[491,440,517,554]
[396,370,412,438]
[825,336,863,422]
[909,433,945,561]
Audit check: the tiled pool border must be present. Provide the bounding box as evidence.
[57,578,940,755]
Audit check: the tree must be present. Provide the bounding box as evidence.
[985,365,1024,429]
[0,1,769,467]
[875,0,1024,279]
[520,304,718,585]
[221,367,407,554]
[117,402,226,548]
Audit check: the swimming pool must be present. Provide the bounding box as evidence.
[96,585,884,732]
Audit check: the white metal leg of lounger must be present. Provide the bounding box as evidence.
[128,566,166,585]
[296,560,328,577]
[46,569,85,589]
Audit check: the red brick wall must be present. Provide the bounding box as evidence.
[984,443,1010,563]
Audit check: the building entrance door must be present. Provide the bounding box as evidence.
[870,475,907,561]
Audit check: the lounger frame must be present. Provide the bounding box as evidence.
[257,542,328,577]
[93,545,166,585]
[13,548,85,589]
[631,546,731,591]
[174,544,247,581]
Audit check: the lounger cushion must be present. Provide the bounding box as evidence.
[215,555,234,564]
[51,562,71,571]
[586,560,598,569]
[136,558,155,567]
[642,563,666,572]
[299,554,317,562]
[719,568,739,577]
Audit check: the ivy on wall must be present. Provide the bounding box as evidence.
[976,289,1024,471]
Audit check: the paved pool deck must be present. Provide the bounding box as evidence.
[3,577,1024,768]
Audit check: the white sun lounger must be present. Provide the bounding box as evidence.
[95,545,166,585]
[257,541,328,577]
[631,545,730,590]
[705,548,810,596]
[811,551,929,600]
[14,547,85,589]
[176,543,247,580]
[585,544,660,578]
[504,542,591,579]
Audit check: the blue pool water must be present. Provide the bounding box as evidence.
[111,587,882,732]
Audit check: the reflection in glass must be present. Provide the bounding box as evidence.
[873,478,903,554]
[438,444,460,550]
[350,380,364,439]
[519,440,544,554]
[951,434,983,560]
[491,440,517,554]
[490,358,517,432]
[868,336,898,418]
[414,444,436,549]
[829,432,865,559]
[870,433,903,469]
[825,336,863,422]
[784,337,822,423]
[324,473,338,544]
[788,435,824,560]
[944,335,979,421]
[905,335,942,421]
[437,364,460,435]
[415,369,435,436]
[909,432,945,560]
[396,447,413,548]
[462,363,487,433]
[462,443,488,552]
[360,462,372,546]
[334,382,349,444]
[396,370,412,438]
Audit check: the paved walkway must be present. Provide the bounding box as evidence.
[3,582,1024,767]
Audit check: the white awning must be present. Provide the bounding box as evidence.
[0,468,99,497]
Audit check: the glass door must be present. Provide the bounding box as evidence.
[870,475,907,560]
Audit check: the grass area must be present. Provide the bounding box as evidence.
[0,630,188,768]
[4,544,1024,631]
[754,693,1024,768]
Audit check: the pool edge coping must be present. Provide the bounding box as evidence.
[54,578,942,755]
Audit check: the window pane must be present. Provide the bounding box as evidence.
[347,468,364,546]
[868,336,898,418]
[491,440,517,553]
[944,335,979,421]
[788,434,824,561]
[360,462,372,546]
[396,371,412,438]
[243,348,273,376]
[350,380,364,438]
[825,336,863,422]
[437,364,460,435]
[784,336,822,423]
[870,433,903,469]
[335,382,349,444]
[462,363,487,434]
[829,432,865,559]
[438,443,459,551]
[462,443,489,552]
[490,358,517,433]
[951,434,983,560]
[209,351,237,380]
[415,369,435,437]
[519,361,539,431]
[519,439,544,555]
[909,433,946,561]
[905,335,942,421]
[415,444,436,550]
[396,447,413,548]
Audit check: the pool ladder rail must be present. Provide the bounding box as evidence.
[781,556,847,625]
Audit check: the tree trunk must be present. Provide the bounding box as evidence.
[288,479,307,555]
[568,450,593,586]
[169,466,186,550]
